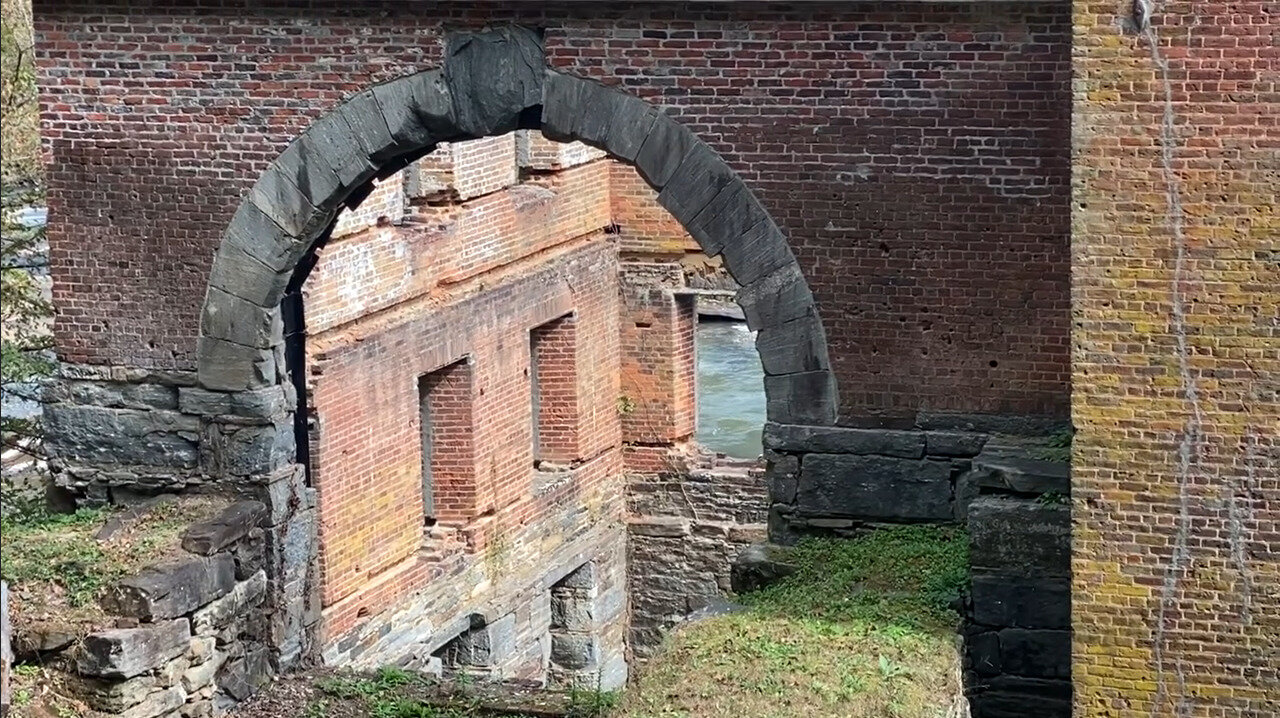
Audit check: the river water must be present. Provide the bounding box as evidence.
[696,320,766,459]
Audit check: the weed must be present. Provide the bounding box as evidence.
[566,684,620,717]
[616,395,637,415]
[315,676,381,699]
[1036,491,1069,506]
[304,700,330,718]
[1034,427,1074,462]
[375,665,414,688]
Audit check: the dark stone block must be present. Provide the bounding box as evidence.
[540,71,586,143]
[196,336,278,393]
[763,423,925,458]
[684,180,765,257]
[43,405,199,469]
[221,200,309,275]
[78,619,190,679]
[755,315,829,376]
[103,554,235,621]
[207,241,290,309]
[924,431,989,458]
[970,685,1072,718]
[444,26,544,137]
[201,420,295,477]
[270,135,344,213]
[633,113,697,188]
[968,496,1070,576]
[735,262,816,331]
[764,371,838,426]
[218,645,272,701]
[720,218,794,287]
[600,91,658,162]
[303,111,379,189]
[729,543,798,593]
[371,71,451,155]
[336,89,398,165]
[657,142,735,227]
[973,457,1070,495]
[970,574,1071,629]
[998,628,1071,680]
[182,501,269,556]
[796,454,952,521]
[967,630,1001,676]
[248,163,326,242]
[200,287,279,350]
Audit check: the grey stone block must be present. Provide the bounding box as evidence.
[763,423,925,458]
[970,574,1070,630]
[600,91,658,162]
[103,555,236,621]
[968,496,1070,576]
[372,69,455,151]
[998,629,1071,680]
[270,135,345,213]
[182,501,268,555]
[729,543,798,593]
[968,630,1000,676]
[201,287,280,350]
[764,371,838,425]
[192,571,267,636]
[735,261,816,332]
[540,71,586,143]
[796,454,952,520]
[221,200,308,275]
[303,110,380,189]
[207,241,291,310]
[682,175,762,257]
[119,686,185,718]
[217,645,271,701]
[754,314,830,376]
[657,142,734,227]
[44,405,199,468]
[335,89,398,166]
[720,218,794,287]
[248,162,324,242]
[549,633,597,670]
[196,336,278,392]
[633,113,697,188]
[924,431,989,458]
[78,619,191,679]
[80,673,157,712]
[444,26,544,137]
[201,420,295,477]
[973,458,1070,495]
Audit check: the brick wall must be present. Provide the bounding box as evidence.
[1072,2,1279,715]
[37,1,1072,423]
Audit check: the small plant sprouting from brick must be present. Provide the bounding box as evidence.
[615,395,637,415]
[1036,491,1070,507]
[1034,427,1074,463]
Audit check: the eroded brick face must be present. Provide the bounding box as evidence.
[37,1,1072,423]
[1072,2,1279,715]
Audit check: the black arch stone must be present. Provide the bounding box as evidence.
[198,26,837,425]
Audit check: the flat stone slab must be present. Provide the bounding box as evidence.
[103,554,236,621]
[968,496,1070,577]
[970,573,1070,629]
[796,454,953,521]
[78,619,191,679]
[182,500,268,555]
[973,457,1070,495]
[764,422,925,458]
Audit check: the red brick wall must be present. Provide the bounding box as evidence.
[1071,2,1279,714]
[532,314,582,465]
[419,359,476,524]
[37,1,1071,423]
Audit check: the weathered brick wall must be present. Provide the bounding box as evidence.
[36,1,1071,423]
[1072,2,1279,715]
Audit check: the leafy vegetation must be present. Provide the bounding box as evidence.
[1,0,50,457]
[615,525,970,718]
[0,498,227,626]
[1033,427,1074,463]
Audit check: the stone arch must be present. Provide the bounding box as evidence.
[197,25,836,426]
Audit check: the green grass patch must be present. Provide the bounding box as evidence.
[617,525,970,718]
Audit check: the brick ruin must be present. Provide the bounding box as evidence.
[19,2,1278,717]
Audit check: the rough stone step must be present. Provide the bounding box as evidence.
[973,456,1069,496]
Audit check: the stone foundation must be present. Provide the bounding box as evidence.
[625,447,767,656]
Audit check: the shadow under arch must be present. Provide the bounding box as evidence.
[196,25,836,427]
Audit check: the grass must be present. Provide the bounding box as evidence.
[303,668,559,717]
[0,497,227,629]
[615,525,969,718]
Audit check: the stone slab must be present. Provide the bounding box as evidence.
[796,453,952,520]
[79,619,191,679]
[968,496,1070,576]
[764,422,925,458]
[973,457,1070,495]
[182,501,269,555]
[104,555,236,621]
[970,574,1071,630]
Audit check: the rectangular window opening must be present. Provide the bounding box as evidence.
[530,313,579,469]
[418,358,474,526]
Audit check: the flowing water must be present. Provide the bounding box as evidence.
[696,320,766,459]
